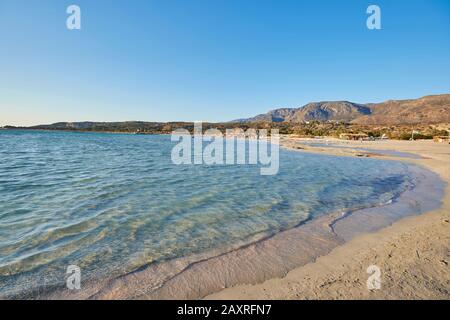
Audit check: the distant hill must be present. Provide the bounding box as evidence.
[235,94,450,125]
[353,95,450,125]
[234,108,298,123]
[7,94,450,131]
[27,121,164,131]
[20,121,190,133]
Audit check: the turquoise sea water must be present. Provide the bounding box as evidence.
[0,130,431,296]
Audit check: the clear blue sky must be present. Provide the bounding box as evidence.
[1,0,449,126]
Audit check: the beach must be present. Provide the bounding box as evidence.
[38,137,449,300]
[2,0,449,306]
[207,138,450,299]
[1,133,448,300]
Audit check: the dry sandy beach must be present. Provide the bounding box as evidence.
[207,138,450,299]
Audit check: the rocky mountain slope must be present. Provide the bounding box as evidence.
[236,94,450,125]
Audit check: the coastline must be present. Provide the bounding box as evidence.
[29,138,447,300]
[207,138,450,299]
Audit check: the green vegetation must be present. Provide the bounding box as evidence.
[6,121,449,140]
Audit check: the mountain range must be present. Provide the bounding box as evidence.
[6,94,449,131]
[234,94,450,125]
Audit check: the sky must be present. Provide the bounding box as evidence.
[1,0,449,126]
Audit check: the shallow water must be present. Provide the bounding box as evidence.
[0,130,442,297]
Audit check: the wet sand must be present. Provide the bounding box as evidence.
[207,138,450,300]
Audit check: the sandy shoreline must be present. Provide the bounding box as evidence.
[5,137,447,300]
[207,138,450,299]
[30,138,449,300]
